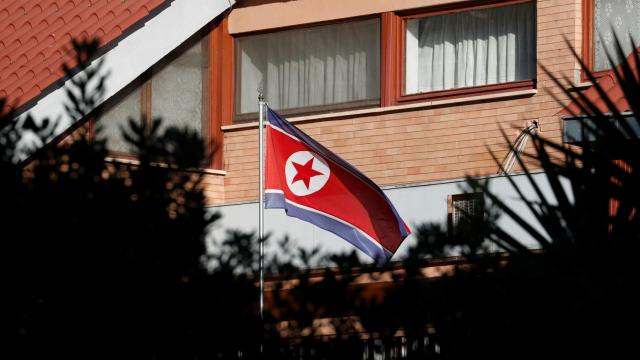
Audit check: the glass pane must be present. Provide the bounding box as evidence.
[152,39,205,135]
[594,0,640,71]
[236,18,380,115]
[405,2,536,94]
[97,85,141,153]
[451,193,484,244]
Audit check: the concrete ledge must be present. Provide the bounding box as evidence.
[104,157,227,175]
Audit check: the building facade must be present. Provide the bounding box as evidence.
[204,0,580,258]
[3,0,630,259]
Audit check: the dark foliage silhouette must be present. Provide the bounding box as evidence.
[457,35,640,358]
[0,39,263,360]
[253,35,640,359]
[3,34,640,360]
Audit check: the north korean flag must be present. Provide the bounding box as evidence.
[264,107,411,262]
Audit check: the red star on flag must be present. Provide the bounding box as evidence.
[291,158,324,189]
[265,106,411,262]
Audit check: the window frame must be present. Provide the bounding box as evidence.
[231,15,383,122]
[92,30,217,168]
[393,0,537,105]
[582,0,607,81]
[581,0,623,82]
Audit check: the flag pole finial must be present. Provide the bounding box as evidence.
[258,83,264,102]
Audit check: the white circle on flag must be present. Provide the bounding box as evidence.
[285,151,331,196]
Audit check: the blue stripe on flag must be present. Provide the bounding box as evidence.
[265,192,391,262]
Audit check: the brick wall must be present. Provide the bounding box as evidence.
[214,0,582,205]
[201,172,225,205]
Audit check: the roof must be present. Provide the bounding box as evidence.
[7,0,234,162]
[0,0,168,112]
[561,49,639,116]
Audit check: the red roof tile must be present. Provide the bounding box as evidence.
[0,0,167,112]
[561,49,640,116]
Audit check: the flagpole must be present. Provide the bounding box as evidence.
[258,91,265,321]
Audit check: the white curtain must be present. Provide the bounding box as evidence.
[405,2,536,94]
[237,19,380,114]
[152,39,204,134]
[594,0,640,71]
[98,85,140,153]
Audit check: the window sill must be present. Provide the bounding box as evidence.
[104,157,227,176]
[570,81,593,91]
[234,99,380,124]
[221,88,537,131]
[398,79,535,104]
[580,69,610,84]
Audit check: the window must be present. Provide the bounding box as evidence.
[403,1,536,96]
[97,35,209,156]
[235,18,380,119]
[98,81,141,154]
[589,0,640,71]
[225,1,537,121]
[448,192,484,244]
